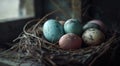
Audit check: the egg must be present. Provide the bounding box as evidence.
[88,19,106,31]
[83,23,100,31]
[59,33,82,50]
[43,19,64,43]
[64,19,83,35]
[82,28,105,46]
[59,21,65,26]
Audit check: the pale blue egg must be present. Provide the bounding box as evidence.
[64,19,83,35]
[43,19,64,43]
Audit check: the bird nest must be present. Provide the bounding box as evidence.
[0,10,119,66]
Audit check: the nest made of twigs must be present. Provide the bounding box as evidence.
[0,10,119,66]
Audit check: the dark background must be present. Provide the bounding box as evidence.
[0,0,120,66]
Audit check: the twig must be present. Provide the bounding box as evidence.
[45,57,57,66]
[13,32,23,42]
[0,44,18,55]
[23,19,40,34]
[13,19,40,42]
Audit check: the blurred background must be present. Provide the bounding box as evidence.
[0,0,34,21]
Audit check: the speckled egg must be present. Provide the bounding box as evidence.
[59,33,82,50]
[43,19,64,43]
[82,28,105,46]
[64,19,83,35]
[83,23,100,31]
[88,20,106,31]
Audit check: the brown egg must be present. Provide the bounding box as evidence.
[88,19,106,31]
[82,28,105,46]
[59,33,82,50]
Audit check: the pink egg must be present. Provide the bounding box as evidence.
[88,19,106,31]
[59,33,82,50]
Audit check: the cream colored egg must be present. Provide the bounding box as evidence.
[82,28,105,46]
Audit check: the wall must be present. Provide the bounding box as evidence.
[0,18,33,48]
[91,0,120,30]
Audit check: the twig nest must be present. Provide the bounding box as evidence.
[82,28,105,46]
[64,19,83,35]
[59,33,82,50]
[43,19,64,43]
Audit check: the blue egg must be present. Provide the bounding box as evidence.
[83,23,100,31]
[43,19,64,43]
[64,19,83,35]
